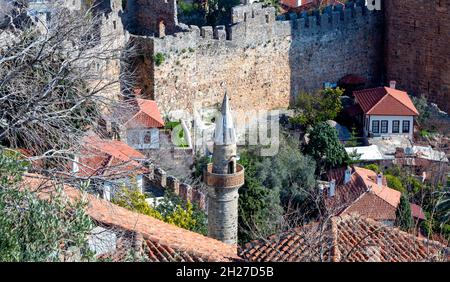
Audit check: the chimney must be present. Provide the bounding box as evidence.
[377,173,383,188]
[329,180,336,197]
[344,166,352,184]
[318,183,325,195]
[389,80,397,89]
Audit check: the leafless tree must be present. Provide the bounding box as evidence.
[0,1,135,173]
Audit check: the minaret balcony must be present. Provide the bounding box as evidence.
[205,163,245,189]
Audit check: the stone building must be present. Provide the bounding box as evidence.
[204,92,245,245]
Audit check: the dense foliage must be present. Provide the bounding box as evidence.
[395,194,414,231]
[112,187,207,235]
[0,150,94,262]
[238,133,317,244]
[290,88,344,127]
[304,122,348,174]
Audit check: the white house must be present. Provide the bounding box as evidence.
[354,83,419,140]
[73,135,148,200]
[121,98,165,150]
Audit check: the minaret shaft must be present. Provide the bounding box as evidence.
[204,92,244,245]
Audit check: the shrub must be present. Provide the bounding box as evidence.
[364,164,381,174]
[153,53,165,66]
[0,150,94,262]
[385,174,407,194]
[112,187,163,220]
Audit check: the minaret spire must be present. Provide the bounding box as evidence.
[204,91,245,245]
[214,91,236,146]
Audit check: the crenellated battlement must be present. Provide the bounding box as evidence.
[124,0,384,122]
[144,164,207,210]
[147,0,381,52]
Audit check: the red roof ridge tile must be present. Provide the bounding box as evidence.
[336,213,448,250]
[21,173,239,262]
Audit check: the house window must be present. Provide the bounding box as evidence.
[392,120,400,133]
[381,120,388,134]
[402,120,410,133]
[372,120,380,134]
[143,131,152,144]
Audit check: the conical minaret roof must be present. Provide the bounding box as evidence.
[214,92,236,145]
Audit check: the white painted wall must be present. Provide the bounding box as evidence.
[126,128,160,149]
[364,115,414,139]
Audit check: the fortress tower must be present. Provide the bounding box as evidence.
[204,92,245,245]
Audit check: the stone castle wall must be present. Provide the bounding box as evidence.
[128,1,384,117]
[146,165,207,210]
[385,0,450,113]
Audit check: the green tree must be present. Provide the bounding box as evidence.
[290,88,344,127]
[205,0,240,25]
[0,150,94,262]
[304,122,348,174]
[237,149,283,244]
[363,163,381,174]
[395,194,413,232]
[345,126,359,147]
[412,96,431,125]
[385,174,407,194]
[436,189,450,225]
[113,186,208,235]
[155,192,208,236]
[255,134,316,209]
[317,87,344,122]
[112,186,164,220]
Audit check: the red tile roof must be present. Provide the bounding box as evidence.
[239,214,449,262]
[124,99,165,129]
[410,203,426,220]
[354,87,419,116]
[22,174,239,262]
[324,167,401,221]
[76,135,146,178]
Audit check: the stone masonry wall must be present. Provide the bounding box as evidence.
[145,164,207,210]
[385,0,450,113]
[125,0,178,36]
[131,1,384,117]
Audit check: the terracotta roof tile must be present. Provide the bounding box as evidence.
[240,214,449,262]
[354,87,419,116]
[22,174,239,262]
[76,136,146,178]
[124,99,165,129]
[324,167,401,221]
[410,203,426,220]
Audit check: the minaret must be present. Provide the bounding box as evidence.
[204,92,245,245]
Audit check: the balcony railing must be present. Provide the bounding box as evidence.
[204,163,245,189]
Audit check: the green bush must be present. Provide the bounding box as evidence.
[113,187,207,235]
[153,53,165,66]
[0,150,94,262]
[364,164,381,174]
[112,186,163,220]
[385,174,407,194]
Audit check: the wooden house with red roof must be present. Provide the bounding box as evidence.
[353,83,419,139]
